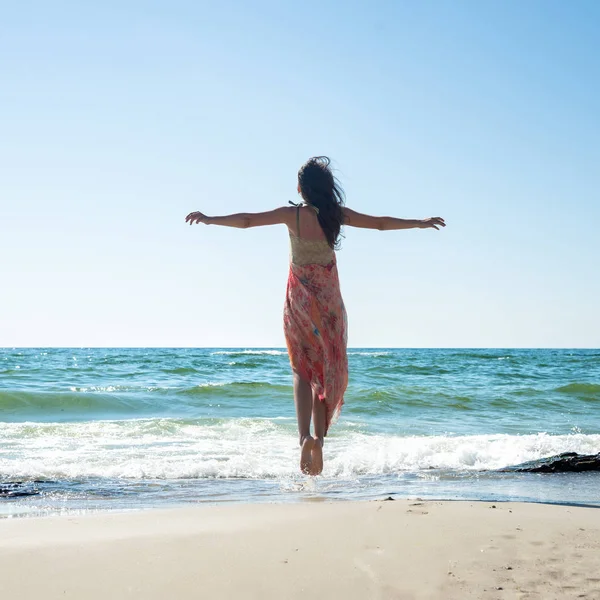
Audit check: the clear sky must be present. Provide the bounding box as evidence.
[1,1,598,348]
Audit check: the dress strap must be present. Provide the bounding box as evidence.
[288,200,319,236]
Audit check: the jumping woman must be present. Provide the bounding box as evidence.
[185,156,445,476]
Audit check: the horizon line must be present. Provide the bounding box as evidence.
[2,346,599,351]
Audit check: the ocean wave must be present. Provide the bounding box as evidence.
[555,383,600,398]
[348,351,391,357]
[453,352,513,360]
[176,382,290,397]
[365,364,451,375]
[0,382,293,418]
[0,368,28,375]
[211,350,287,357]
[161,367,199,375]
[0,390,158,417]
[328,432,600,477]
[2,421,598,480]
[346,388,476,413]
[226,361,268,369]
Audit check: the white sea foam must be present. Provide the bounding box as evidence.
[68,385,163,393]
[2,420,598,481]
[327,432,600,477]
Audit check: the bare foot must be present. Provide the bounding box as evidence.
[310,438,323,475]
[300,436,315,474]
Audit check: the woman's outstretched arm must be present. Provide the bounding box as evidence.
[343,207,445,231]
[185,206,294,229]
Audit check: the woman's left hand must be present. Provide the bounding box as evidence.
[419,217,446,230]
[185,211,208,225]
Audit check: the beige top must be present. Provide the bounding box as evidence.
[289,205,335,266]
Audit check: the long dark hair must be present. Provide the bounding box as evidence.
[298,156,345,249]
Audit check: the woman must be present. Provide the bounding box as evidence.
[185,156,445,475]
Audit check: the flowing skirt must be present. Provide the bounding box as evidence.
[283,259,348,436]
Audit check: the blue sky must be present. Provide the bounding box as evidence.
[1,1,598,347]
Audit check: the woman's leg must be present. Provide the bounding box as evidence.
[311,391,326,475]
[293,371,314,474]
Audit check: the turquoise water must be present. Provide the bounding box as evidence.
[1,348,599,516]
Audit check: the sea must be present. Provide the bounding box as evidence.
[1,348,599,518]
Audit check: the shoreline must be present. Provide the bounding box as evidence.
[1,499,599,599]
[3,487,600,520]
[4,495,600,520]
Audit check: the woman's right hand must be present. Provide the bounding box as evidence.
[185,211,208,225]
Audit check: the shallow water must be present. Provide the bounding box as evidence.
[1,348,599,517]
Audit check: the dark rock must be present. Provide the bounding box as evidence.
[500,452,600,473]
[0,482,41,498]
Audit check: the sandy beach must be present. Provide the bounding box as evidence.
[0,499,599,599]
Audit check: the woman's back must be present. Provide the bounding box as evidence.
[289,206,335,266]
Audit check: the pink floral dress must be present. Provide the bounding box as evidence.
[283,210,348,436]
